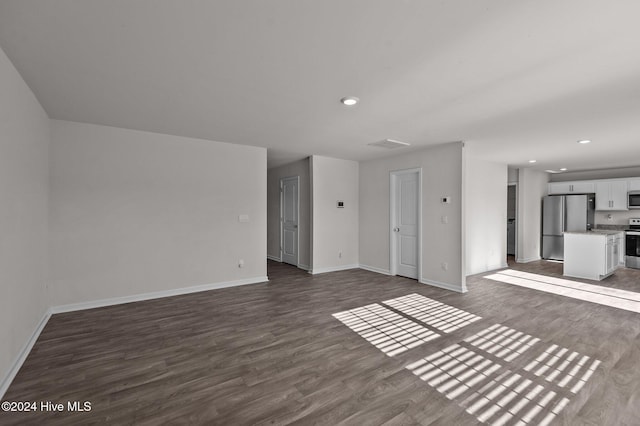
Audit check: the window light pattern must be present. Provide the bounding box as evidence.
[523,344,601,394]
[406,343,502,400]
[332,303,440,356]
[383,293,481,333]
[462,370,570,426]
[464,324,540,362]
[405,324,600,425]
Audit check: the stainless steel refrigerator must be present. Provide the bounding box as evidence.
[542,194,595,260]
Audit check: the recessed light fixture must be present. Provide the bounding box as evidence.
[340,96,359,106]
[577,139,591,144]
[560,168,567,171]
[529,160,537,163]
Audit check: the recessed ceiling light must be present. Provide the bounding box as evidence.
[529,160,537,163]
[577,139,591,144]
[560,168,567,171]
[340,96,359,106]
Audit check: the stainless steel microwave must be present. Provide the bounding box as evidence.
[629,191,640,209]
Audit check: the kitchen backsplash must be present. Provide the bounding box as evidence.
[593,224,628,230]
[595,210,640,226]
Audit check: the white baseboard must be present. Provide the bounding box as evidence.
[309,264,359,275]
[516,256,541,263]
[359,264,392,275]
[51,276,269,314]
[267,255,281,262]
[0,309,51,399]
[420,278,468,293]
[1,275,269,398]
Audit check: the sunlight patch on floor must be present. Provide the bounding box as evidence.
[406,343,502,400]
[464,324,540,362]
[332,303,440,356]
[523,343,602,394]
[383,293,482,333]
[406,323,600,425]
[485,269,640,313]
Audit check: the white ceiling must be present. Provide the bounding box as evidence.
[1,1,640,170]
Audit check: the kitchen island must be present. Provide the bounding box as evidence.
[564,230,624,281]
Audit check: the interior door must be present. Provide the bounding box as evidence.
[281,176,298,266]
[392,171,419,279]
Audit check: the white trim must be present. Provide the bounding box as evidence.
[420,278,468,293]
[359,264,392,275]
[390,168,423,280]
[297,264,310,272]
[1,309,51,399]
[50,276,269,314]
[516,256,541,263]
[267,255,282,262]
[280,175,300,267]
[508,183,518,260]
[309,264,359,275]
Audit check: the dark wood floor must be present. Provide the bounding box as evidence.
[2,259,640,425]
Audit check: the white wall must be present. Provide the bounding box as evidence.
[517,168,549,262]
[0,46,50,395]
[267,158,311,269]
[360,142,465,292]
[49,120,267,307]
[310,156,359,273]
[464,150,508,276]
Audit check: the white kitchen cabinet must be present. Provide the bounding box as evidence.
[595,180,628,210]
[628,178,640,191]
[564,231,622,280]
[606,235,616,275]
[615,232,625,267]
[548,181,595,194]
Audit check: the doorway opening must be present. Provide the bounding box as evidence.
[390,169,422,279]
[507,183,517,262]
[280,176,299,266]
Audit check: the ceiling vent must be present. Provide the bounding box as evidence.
[368,139,411,149]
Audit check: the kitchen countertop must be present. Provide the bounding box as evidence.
[564,230,624,236]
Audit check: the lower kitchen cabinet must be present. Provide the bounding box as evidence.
[563,231,624,280]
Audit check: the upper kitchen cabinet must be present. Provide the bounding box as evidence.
[548,181,595,194]
[595,180,628,210]
[628,178,640,191]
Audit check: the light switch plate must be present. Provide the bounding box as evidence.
[238,214,249,223]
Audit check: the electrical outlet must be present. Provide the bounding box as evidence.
[238,259,244,268]
[441,215,448,224]
[441,262,448,271]
[338,251,342,259]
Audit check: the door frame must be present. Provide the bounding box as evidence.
[280,175,300,266]
[389,168,422,279]
[504,182,516,265]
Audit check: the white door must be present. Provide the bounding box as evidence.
[391,170,420,279]
[281,176,299,266]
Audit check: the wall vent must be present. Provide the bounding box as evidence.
[368,139,411,149]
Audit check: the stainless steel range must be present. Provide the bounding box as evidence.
[625,218,640,269]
